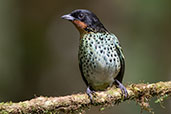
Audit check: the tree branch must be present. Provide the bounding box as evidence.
[0,81,171,114]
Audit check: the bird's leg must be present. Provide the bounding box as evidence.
[115,79,128,98]
[86,86,95,103]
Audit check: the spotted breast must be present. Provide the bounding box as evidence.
[79,32,121,90]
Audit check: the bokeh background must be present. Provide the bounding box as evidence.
[0,0,171,114]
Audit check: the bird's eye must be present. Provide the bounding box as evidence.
[78,13,84,19]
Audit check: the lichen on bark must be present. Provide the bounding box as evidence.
[0,81,170,114]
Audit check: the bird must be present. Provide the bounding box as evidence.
[61,9,128,100]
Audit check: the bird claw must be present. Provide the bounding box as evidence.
[115,79,128,98]
[86,87,95,103]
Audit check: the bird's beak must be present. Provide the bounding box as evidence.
[61,14,75,21]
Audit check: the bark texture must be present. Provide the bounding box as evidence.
[0,81,171,114]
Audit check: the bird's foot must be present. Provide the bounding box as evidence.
[86,87,95,103]
[115,79,128,98]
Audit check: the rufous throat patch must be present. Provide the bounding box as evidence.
[73,20,87,29]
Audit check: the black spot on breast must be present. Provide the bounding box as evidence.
[100,50,103,53]
[100,38,103,40]
[92,58,94,61]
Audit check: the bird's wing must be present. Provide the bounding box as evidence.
[114,35,125,83]
[79,60,89,87]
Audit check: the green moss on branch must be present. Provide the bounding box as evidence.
[0,81,171,114]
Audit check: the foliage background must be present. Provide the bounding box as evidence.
[0,0,170,114]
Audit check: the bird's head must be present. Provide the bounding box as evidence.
[61,9,108,34]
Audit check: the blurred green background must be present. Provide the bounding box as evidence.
[0,0,170,114]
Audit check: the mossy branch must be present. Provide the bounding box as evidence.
[0,81,171,114]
